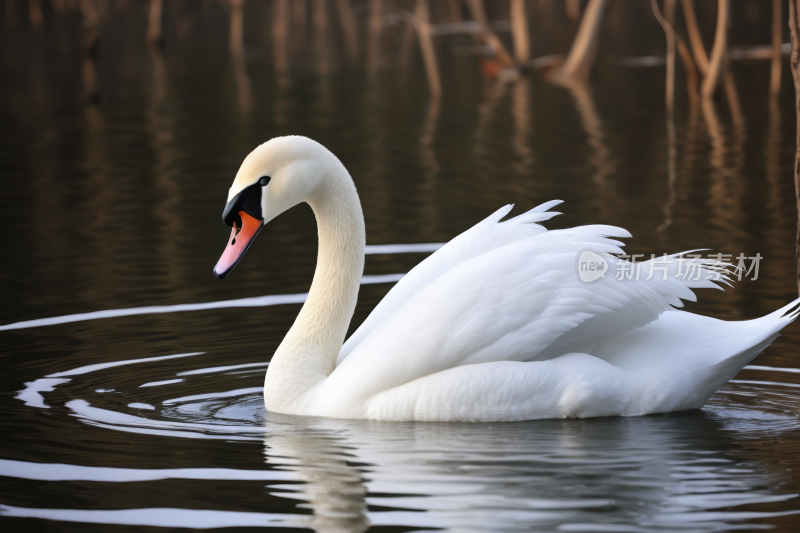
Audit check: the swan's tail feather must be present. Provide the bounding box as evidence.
[505,200,564,226]
[490,201,567,247]
[482,204,516,225]
[557,225,632,239]
[530,199,564,213]
[634,251,738,301]
[773,297,800,322]
[714,298,800,373]
[667,250,740,289]
[697,300,800,396]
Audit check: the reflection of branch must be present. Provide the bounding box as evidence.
[233,58,252,115]
[314,0,333,128]
[29,0,42,31]
[273,0,289,92]
[653,0,701,113]
[676,35,700,104]
[229,0,250,114]
[701,0,728,99]
[652,0,679,234]
[314,0,330,76]
[766,78,782,233]
[367,0,382,73]
[558,0,609,83]
[510,0,530,64]
[291,0,307,48]
[722,61,743,128]
[464,0,514,68]
[146,0,162,44]
[702,93,747,246]
[651,0,676,112]
[147,43,168,105]
[415,2,441,97]
[336,0,358,59]
[80,0,101,52]
[313,0,327,34]
[657,103,677,234]
[770,0,782,99]
[448,0,462,22]
[229,0,245,61]
[6,0,17,30]
[788,0,800,294]
[512,79,534,178]
[398,11,415,86]
[420,97,440,224]
[81,49,99,105]
[474,80,507,164]
[81,83,111,308]
[703,98,724,179]
[80,0,99,27]
[666,0,701,103]
[681,0,738,121]
[568,81,614,203]
[536,79,615,219]
[396,6,442,98]
[146,43,182,291]
[681,0,708,74]
[677,94,701,218]
[566,0,581,23]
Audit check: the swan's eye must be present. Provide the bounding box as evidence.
[260,176,271,186]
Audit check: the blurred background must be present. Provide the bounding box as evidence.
[1,0,797,328]
[4,2,800,531]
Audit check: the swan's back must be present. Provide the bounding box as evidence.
[310,202,799,421]
[337,201,563,364]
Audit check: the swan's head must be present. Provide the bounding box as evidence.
[213,136,336,279]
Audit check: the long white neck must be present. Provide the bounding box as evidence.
[264,167,365,413]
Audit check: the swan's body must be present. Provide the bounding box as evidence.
[214,136,799,422]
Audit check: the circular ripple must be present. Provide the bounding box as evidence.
[10,352,800,532]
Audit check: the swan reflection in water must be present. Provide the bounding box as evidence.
[262,405,798,532]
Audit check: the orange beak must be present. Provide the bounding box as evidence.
[213,210,264,279]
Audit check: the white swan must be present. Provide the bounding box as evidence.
[213,136,800,422]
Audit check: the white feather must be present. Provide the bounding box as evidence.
[221,138,799,422]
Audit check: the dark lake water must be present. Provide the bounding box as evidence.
[2,1,800,531]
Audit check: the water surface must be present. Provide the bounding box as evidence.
[2,2,800,531]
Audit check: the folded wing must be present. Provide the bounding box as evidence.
[337,200,564,365]
[325,207,732,406]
